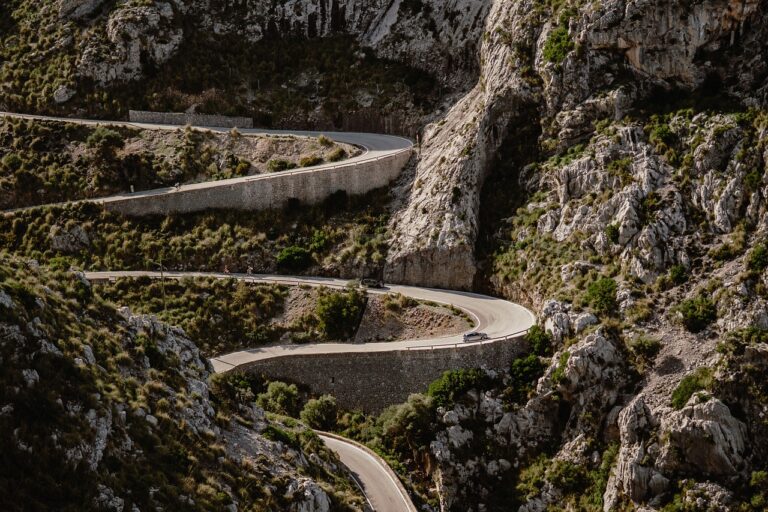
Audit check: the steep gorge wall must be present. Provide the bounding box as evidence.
[74,0,491,90]
[385,0,767,290]
[238,336,527,412]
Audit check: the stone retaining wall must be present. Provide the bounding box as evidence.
[128,110,253,129]
[239,336,528,413]
[103,149,412,216]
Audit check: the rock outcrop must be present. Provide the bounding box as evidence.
[386,0,766,289]
[71,0,489,90]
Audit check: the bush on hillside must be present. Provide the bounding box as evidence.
[377,394,434,455]
[747,242,768,272]
[585,277,618,315]
[276,246,313,271]
[542,26,574,64]
[327,147,347,162]
[506,354,546,404]
[267,159,297,172]
[315,288,365,340]
[427,369,492,408]
[671,368,713,409]
[256,381,300,416]
[676,296,717,332]
[525,325,552,356]
[299,155,323,167]
[300,395,338,430]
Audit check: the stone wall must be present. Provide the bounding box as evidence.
[128,110,254,129]
[238,336,528,413]
[102,149,412,216]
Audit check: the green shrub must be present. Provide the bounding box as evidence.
[607,157,633,184]
[308,229,330,252]
[542,26,574,64]
[649,123,675,149]
[585,277,618,315]
[210,372,266,409]
[676,296,717,332]
[671,367,713,409]
[525,325,552,356]
[300,395,338,430]
[628,335,661,360]
[315,288,365,340]
[744,168,764,193]
[507,354,545,403]
[327,147,347,162]
[546,459,586,493]
[276,246,313,271]
[668,264,688,285]
[717,327,768,355]
[267,159,297,172]
[427,369,491,408]
[516,455,549,501]
[317,135,333,147]
[261,424,299,447]
[377,394,434,455]
[605,224,619,244]
[747,243,768,272]
[551,351,570,385]
[299,155,323,167]
[2,153,23,172]
[256,381,300,416]
[710,242,740,261]
[86,126,124,150]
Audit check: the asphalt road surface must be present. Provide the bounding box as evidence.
[318,433,418,512]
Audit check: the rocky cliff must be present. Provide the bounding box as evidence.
[69,0,488,90]
[386,107,768,510]
[385,0,767,289]
[0,256,363,511]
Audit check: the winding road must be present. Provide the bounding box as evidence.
[3,112,535,511]
[0,111,412,215]
[86,270,535,511]
[84,271,535,373]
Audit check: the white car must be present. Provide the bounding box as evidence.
[463,331,489,342]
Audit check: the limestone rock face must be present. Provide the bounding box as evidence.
[427,329,632,510]
[58,0,106,20]
[53,85,76,104]
[73,0,489,90]
[656,396,747,476]
[604,389,749,510]
[78,3,182,85]
[49,224,90,254]
[385,0,528,289]
[585,0,761,86]
[385,0,766,289]
[287,478,332,512]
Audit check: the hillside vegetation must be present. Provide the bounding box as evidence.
[0,255,364,511]
[0,117,355,209]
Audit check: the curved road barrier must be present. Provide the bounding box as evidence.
[0,112,413,216]
[85,271,535,411]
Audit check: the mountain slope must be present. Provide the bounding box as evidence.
[0,255,363,511]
